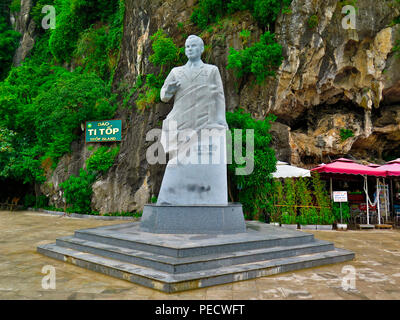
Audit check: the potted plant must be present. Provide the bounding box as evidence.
[333,202,350,231]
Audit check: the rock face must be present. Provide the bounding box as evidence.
[34,0,400,212]
[11,0,37,66]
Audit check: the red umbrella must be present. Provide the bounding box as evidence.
[311,158,387,177]
[379,158,400,176]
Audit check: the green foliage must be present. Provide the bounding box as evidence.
[151,196,157,204]
[307,14,319,29]
[73,0,124,82]
[191,0,227,30]
[49,0,120,63]
[191,0,292,30]
[33,73,117,161]
[295,178,318,225]
[61,144,120,214]
[340,128,354,141]
[134,30,185,110]
[31,0,55,26]
[394,40,400,57]
[312,172,334,225]
[332,202,350,224]
[252,0,292,29]
[0,16,21,81]
[149,29,182,73]
[86,145,120,173]
[0,63,117,184]
[227,32,283,83]
[239,29,251,39]
[9,0,21,12]
[280,178,296,224]
[239,29,251,46]
[23,193,36,208]
[74,25,114,80]
[60,168,96,214]
[0,128,15,154]
[226,109,277,220]
[271,178,284,222]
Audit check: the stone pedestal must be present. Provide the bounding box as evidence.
[140,204,246,234]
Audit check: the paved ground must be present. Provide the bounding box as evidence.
[1,210,399,300]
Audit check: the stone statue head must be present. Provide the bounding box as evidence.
[185,35,204,61]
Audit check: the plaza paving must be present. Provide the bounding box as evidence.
[1,210,399,300]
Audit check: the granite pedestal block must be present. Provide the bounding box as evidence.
[37,221,355,293]
[140,204,246,234]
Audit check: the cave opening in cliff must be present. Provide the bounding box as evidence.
[288,100,365,134]
[0,178,33,208]
[383,148,400,163]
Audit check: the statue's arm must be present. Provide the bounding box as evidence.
[160,69,177,103]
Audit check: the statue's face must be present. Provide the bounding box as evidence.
[185,38,203,61]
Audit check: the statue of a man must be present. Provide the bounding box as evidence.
[157,35,229,206]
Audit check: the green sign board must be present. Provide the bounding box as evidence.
[86,120,122,143]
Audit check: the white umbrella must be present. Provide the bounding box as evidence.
[272,161,311,178]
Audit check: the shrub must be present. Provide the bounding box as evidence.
[86,145,120,173]
[227,31,284,83]
[281,178,296,224]
[149,29,182,75]
[60,168,96,214]
[252,0,292,29]
[332,202,350,224]
[31,0,55,26]
[191,0,227,30]
[49,0,120,62]
[312,172,334,225]
[191,0,291,30]
[135,30,184,110]
[9,0,21,13]
[23,193,36,208]
[61,143,120,214]
[307,14,319,29]
[296,178,319,225]
[226,109,277,220]
[271,178,284,223]
[0,16,21,80]
[340,128,354,141]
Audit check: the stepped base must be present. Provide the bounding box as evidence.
[37,221,355,293]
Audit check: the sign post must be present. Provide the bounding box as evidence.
[333,191,348,224]
[85,120,122,143]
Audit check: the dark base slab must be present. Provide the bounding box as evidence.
[37,221,355,293]
[140,204,246,234]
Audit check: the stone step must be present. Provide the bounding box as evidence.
[37,243,355,293]
[56,236,335,274]
[73,222,315,258]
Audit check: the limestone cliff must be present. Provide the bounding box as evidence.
[10,0,37,66]
[16,0,400,212]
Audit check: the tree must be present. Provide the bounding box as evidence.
[0,16,20,80]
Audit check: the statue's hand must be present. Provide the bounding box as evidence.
[166,80,181,95]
